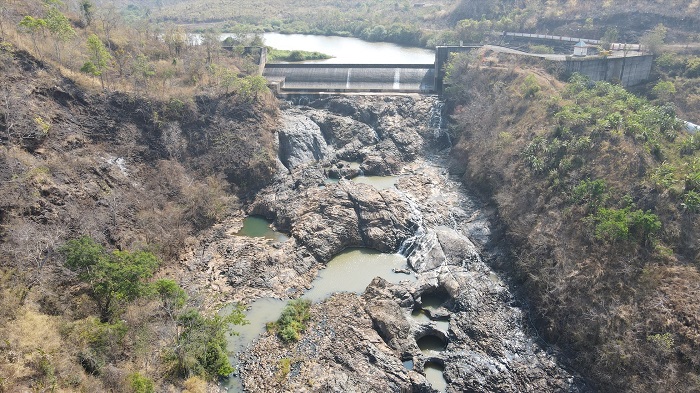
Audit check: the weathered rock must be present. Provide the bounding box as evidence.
[407,227,482,273]
[278,112,330,169]
[239,292,434,393]
[251,179,416,262]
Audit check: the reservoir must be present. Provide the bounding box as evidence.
[222,32,435,64]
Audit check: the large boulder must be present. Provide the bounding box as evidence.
[278,112,331,169]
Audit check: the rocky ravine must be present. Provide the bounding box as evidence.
[181,95,583,392]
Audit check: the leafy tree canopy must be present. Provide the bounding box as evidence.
[61,236,159,322]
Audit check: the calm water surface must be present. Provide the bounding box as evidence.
[259,32,435,64]
[304,248,414,302]
[235,216,288,242]
[424,361,448,393]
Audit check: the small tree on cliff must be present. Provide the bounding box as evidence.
[18,16,47,58]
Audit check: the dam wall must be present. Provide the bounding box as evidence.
[262,46,653,94]
[564,55,654,87]
[263,64,435,93]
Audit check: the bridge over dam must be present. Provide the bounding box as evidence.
[260,44,652,95]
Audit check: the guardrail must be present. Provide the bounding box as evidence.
[504,32,600,45]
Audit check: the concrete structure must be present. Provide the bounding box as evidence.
[503,32,600,45]
[261,42,653,95]
[685,121,700,134]
[564,55,653,87]
[263,64,435,93]
[573,41,588,56]
[243,46,267,76]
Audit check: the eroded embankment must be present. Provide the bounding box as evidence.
[185,95,583,392]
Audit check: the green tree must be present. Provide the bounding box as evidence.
[128,372,154,393]
[601,27,618,49]
[686,56,700,78]
[44,6,75,64]
[236,75,268,103]
[61,236,159,322]
[18,16,47,58]
[651,80,675,101]
[153,278,187,320]
[200,30,220,64]
[267,299,311,343]
[0,0,8,39]
[82,34,111,88]
[132,54,155,90]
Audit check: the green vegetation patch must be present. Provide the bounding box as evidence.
[267,48,332,62]
[267,299,311,343]
[61,236,160,322]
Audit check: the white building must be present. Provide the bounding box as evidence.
[573,40,588,56]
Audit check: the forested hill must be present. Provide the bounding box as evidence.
[445,50,700,392]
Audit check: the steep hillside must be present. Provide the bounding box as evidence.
[0,43,278,391]
[446,50,700,392]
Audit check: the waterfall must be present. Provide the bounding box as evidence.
[397,189,426,256]
[429,99,452,147]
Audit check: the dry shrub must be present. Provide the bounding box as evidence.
[183,376,207,393]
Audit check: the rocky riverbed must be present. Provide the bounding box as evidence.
[180,95,583,392]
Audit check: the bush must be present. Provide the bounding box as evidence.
[590,207,661,243]
[528,44,554,54]
[164,305,246,380]
[521,74,541,98]
[686,168,700,191]
[183,376,207,393]
[268,299,311,343]
[571,179,609,209]
[592,207,630,242]
[682,190,700,212]
[651,80,675,100]
[278,358,291,379]
[128,372,154,393]
[686,56,700,78]
[61,236,160,322]
[628,209,662,241]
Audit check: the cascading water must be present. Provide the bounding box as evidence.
[397,190,426,256]
[429,100,452,147]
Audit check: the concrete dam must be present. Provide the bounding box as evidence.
[261,44,653,95]
[264,64,436,94]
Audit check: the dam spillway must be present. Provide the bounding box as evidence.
[264,63,436,94]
